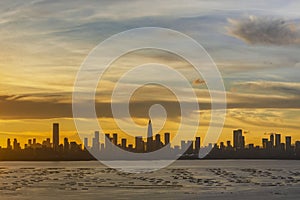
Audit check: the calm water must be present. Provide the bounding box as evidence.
[0,160,299,200]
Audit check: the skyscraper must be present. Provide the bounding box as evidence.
[13,138,19,150]
[164,132,170,145]
[262,138,268,149]
[270,134,274,147]
[147,119,153,152]
[241,136,245,149]
[286,136,292,151]
[64,137,69,152]
[7,139,12,149]
[121,138,127,149]
[195,137,201,152]
[113,133,118,146]
[275,134,281,148]
[92,131,100,153]
[84,138,88,149]
[105,133,111,151]
[155,134,162,150]
[53,123,59,151]
[186,140,193,154]
[233,129,243,149]
[135,136,143,153]
[147,119,153,138]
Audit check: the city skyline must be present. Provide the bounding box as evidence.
[1,122,299,154]
[1,122,300,161]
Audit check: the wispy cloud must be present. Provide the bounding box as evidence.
[232,81,300,96]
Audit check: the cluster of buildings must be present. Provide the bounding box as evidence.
[2,123,83,154]
[1,121,300,160]
[85,120,200,156]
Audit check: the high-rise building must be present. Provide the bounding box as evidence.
[28,139,32,146]
[113,133,118,146]
[286,136,292,151]
[92,131,100,153]
[13,138,20,150]
[233,129,243,149]
[121,138,127,149]
[53,123,59,151]
[164,132,170,145]
[155,134,162,150]
[135,136,143,153]
[84,138,88,149]
[147,119,153,138]
[270,134,274,147]
[7,139,12,149]
[64,137,69,152]
[195,137,201,152]
[275,134,281,148]
[105,133,111,151]
[147,119,153,152]
[262,138,268,149]
[241,136,245,149]
[296,141,300,154]
[186,141,193,154]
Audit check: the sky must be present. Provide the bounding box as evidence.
[1,0,300,147]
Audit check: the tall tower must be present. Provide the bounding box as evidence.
[147,119,153,138]
[286,136,292,151]
[275,134,281,148]
[53,123,59,151]
[113,133,118,146]
[164,132,170,145]
[64,137,69,152]
[270,134,274,147]
[195,137,201,152]
[147,119,153,152]
[7,139,12,149]
[233,129,242,149]
[84,138,88,149]
[92,131,100,153]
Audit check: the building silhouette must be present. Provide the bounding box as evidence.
[52,123,59,151]
[233,129,244,149]
[147,119,153,152]
[164,132,170,145]
[270,134,275,147]
[92,131,100,153]
[1,120,300,161]
[84,138,88,150]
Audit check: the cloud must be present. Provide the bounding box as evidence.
[226,109,300,130]
[232,81,300,96]
[227,16,300,45]
[2,87,300,120]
